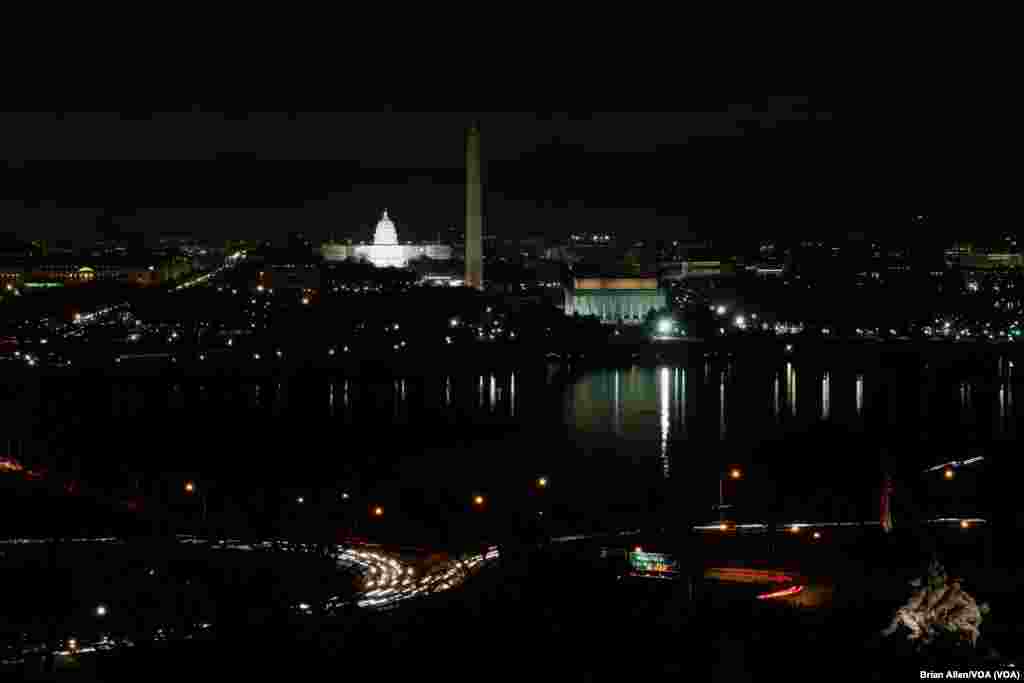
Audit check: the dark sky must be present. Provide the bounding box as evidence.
[0,101,961,248]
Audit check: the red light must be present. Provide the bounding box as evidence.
[757,585,804,600]
[708,568,794,583]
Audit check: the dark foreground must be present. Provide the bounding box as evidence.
[12,540,1021,682]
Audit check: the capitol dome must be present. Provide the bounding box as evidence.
[324,209,454,270]
[373,210,398,245]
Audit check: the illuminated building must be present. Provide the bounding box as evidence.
[320,210,452,268]
[565,276,668,324]
[0,254,192,288]
[957,252,1024,270]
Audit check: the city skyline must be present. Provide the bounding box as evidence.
[2,106,1019,675]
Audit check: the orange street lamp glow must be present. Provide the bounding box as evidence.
[790,525,801,533]
[184,481,195,493]
[473,495,485,506]
[373,506,383,517]
[945,468,955,480]
[719,523,728,531]
[729,468,742,479]
[961,519,970,529]
[813,531,821,539]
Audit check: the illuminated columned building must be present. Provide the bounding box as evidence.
[565,276,668,324]
[321,210,452,268]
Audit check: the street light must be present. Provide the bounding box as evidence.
[718,468,742,520]
[537,476,548,488]
[94,604,108,617]
[944,467,955,480]
[373,506,384,517]
[473,495,485,506]
[184,481,206,523]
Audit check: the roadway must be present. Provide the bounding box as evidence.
[0,533,500,669]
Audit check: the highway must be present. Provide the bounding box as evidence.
[0,533,499,669]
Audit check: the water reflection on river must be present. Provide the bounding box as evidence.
[565,354,1017,477]
[4,349,1019,529]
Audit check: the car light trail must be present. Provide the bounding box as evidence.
[757,585,804,600]
[705,568,795,584]
[0,532,498,666]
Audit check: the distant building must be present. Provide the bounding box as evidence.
[748,263,784,278]
[957,252,1024,270]
[0,253,192,288]
[320,211,453,268]
[565,276,668,324]
[225,239,261,254]
[676,259,736,279]
[321,242,354,262]
[659,241,737,281]
[944,242,974,267]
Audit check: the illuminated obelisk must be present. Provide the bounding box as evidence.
[465,122,483,290]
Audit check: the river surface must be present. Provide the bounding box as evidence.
[3,346,1018,533]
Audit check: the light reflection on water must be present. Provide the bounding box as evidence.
[822,372,831,421]
[659,367,670,478]
[562,355,1017,461]
[773,375,780,420]
[785,362,797,418]
[856,373,864,416]
[24,353,1020,484]
[719,369,726,440]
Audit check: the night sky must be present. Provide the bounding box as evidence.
[0,101,968,248]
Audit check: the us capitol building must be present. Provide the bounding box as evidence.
[321,210,452,268]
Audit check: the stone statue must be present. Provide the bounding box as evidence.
[881,560,988,648]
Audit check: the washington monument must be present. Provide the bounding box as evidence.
[465,123,483,291]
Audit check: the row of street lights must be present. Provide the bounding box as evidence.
[714,459,983,536]
[182,475,550,522]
